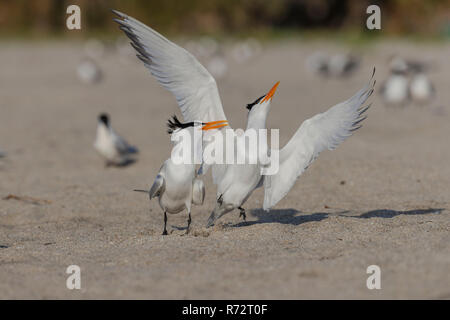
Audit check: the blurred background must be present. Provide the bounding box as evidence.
[0,0,449,299]
[0,0,449,39]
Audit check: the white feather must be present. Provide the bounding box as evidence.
[263,74,375,210]
[113,10,227,124]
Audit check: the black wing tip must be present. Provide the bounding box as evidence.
[113,18,126,27]
[136,53,150,64]
[111,9,127,19]
[350,125,362,132]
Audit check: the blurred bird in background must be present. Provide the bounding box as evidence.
[306,51,360,77]
[380,55,435,107]
[409,72,435,106]
[77,57,103,84]
[93,113,139,167]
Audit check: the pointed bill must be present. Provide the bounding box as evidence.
[202,120,228,130]
[260,81,280,104]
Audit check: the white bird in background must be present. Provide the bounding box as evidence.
[134,116,228,235]
[381,55,436,107]
[206,72,374,226]
[77,58,103,84]
[409,72,435,106]
[305,51,329,76]
[94,113,138,167]
[112,10,374,227]
[306,51,359,77]
[203,83,281,225]
[380,67,409,107]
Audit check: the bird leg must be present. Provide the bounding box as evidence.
[162,212,168,235]
[185,211,192,235]
[238,206,246,221]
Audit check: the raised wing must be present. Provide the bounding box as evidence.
[263,69,376,210]
[112,10,227,123]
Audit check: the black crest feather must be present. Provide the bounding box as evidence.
[167,115,196,134]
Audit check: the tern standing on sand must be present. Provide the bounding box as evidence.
[134,116,227,235]
[94,113,138,166]
[112,10,375,227]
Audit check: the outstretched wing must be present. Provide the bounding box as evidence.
[112,10,228,124]
[263,70,376,210]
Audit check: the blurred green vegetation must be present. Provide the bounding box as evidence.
[0,0,449,40]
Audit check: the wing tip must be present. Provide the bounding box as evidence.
[111,9,127,19]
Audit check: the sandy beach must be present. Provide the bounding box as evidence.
[0,40,449,299]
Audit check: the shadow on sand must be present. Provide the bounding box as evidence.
[230,207,445,228]
[346,208,444,219]
[231,208,331,228]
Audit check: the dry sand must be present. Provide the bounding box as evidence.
[0,40,449,299]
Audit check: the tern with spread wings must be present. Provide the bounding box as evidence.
[112,10,375,227]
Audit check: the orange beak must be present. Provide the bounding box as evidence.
[202,120,228,130]
[260,81,280,104]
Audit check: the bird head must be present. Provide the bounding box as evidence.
[98,113,110,127]
[246,81,280,116]
[167,115,227,134]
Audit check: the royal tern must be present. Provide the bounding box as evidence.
[134,116,227,235]
[206,71,374,226]
[204,82,281,226]
[93,113,138,166]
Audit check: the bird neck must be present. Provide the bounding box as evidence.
[97,123,110,137]
[246,108,268,130]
